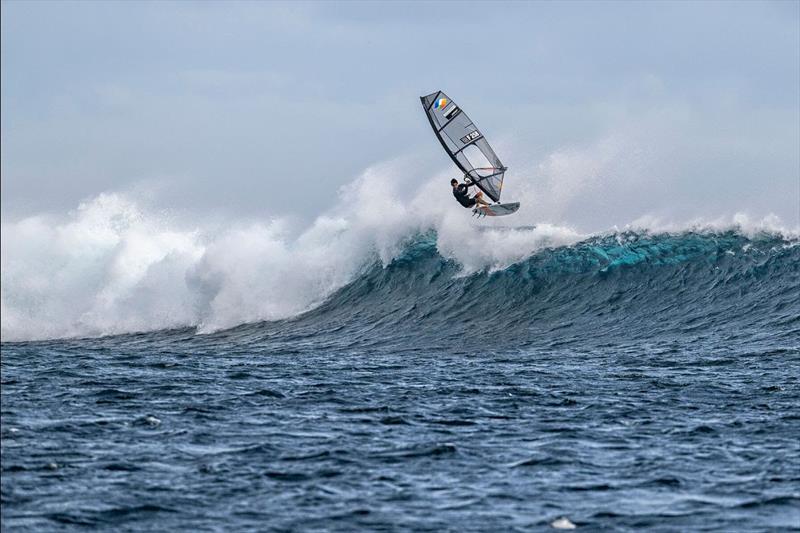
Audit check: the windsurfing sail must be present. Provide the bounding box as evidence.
[420,90,506,202]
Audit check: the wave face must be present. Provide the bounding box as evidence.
[258,229,799,352]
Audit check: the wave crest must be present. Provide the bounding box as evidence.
[2,189,796,342]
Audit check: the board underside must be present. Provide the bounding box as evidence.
[473,202,520,217]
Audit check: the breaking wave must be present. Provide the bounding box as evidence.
[1,168,797,342]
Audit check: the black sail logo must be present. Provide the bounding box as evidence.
[460,130,481,144]
[443,105,459,119]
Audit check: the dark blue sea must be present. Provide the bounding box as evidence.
[2,230,799,531]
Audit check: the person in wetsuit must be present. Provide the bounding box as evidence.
[451,177,491,208]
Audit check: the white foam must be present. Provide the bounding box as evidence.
[626,212,799,239]
[551,516,577,529]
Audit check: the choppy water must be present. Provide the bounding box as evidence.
[2,230,799,531]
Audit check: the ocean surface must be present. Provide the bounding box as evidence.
[2,230,799,531]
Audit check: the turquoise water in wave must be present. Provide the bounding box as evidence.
[2,230,799,531]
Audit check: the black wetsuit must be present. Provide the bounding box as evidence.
[453,183,476,208]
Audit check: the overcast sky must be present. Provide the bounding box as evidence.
[2,0,798,228]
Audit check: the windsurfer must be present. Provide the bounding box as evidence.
[451,177,491,208]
